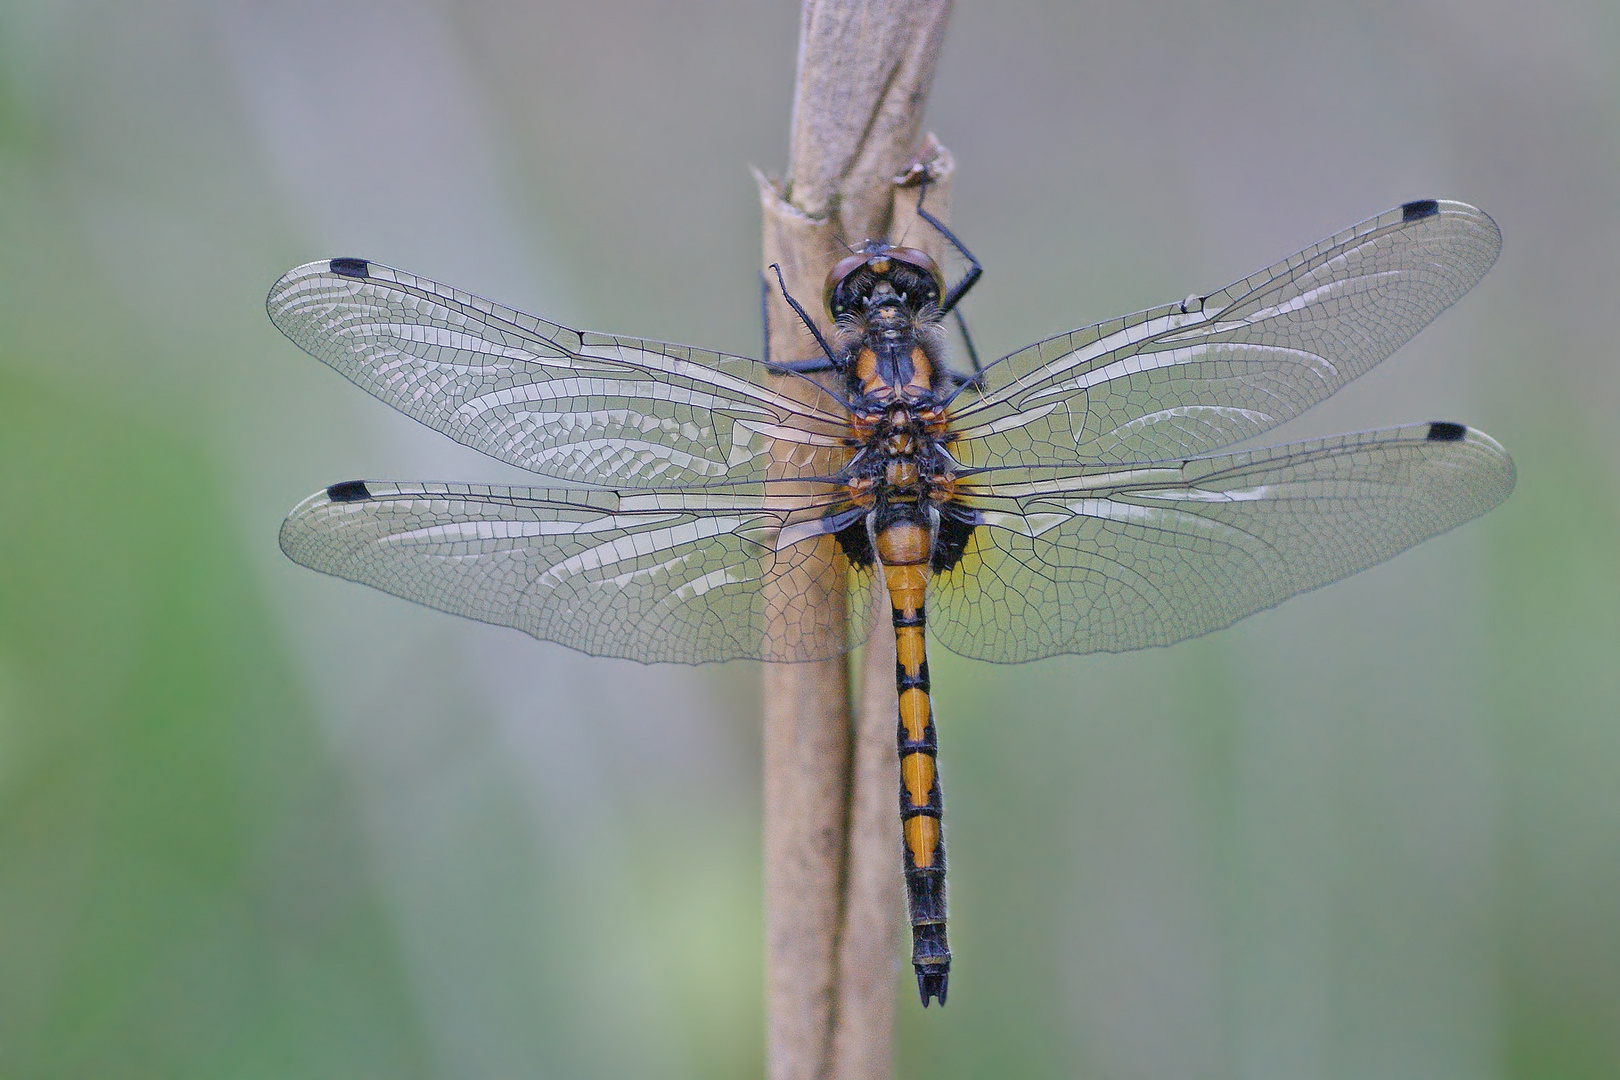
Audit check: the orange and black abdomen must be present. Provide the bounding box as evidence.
[874,519,950,1005]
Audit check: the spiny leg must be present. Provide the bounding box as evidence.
[764,263,842,374]
[912,182,986,389]
[913,182,983,316]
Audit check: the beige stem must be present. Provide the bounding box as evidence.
[760,4,955,1078]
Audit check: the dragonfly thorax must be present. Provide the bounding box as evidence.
[831,395,977,578]
[845,403,956,506]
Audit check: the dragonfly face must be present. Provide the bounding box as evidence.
[825,243,943,313]
[270,195,1516,1008]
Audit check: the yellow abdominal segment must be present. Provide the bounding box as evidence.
[905,815,940,868]
[902,747,935,806]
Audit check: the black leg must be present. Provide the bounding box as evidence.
[765,264,842,372]
[914,183,982,316]
[760,270,772,367]
[762,270,834,370]
[772,355,843,374]
[951,308,986,391]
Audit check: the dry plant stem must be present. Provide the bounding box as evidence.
[761,3,953,1079]
[760,189,854,1080]
[788,0,953,236]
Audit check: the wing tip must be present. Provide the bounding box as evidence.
[1398,198,1501,253]
[1423,421,1515,478]
[266,257,374,322]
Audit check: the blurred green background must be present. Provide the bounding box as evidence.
[2,1,1616,1077]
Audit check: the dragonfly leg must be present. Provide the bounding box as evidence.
[914,181,983,317]
[759,270,771,366]
[949,308,986,391]
[764,264,842,374]
[759,271,838,371]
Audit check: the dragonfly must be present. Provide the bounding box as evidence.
[269,194,1515,1007]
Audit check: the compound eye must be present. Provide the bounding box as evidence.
[883,247,945,304]
[824,251,875,317]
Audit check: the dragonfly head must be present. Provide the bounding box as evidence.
[825,243,945,321]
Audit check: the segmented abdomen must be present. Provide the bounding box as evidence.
[875,519,950,1006]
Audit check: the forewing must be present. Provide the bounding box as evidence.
[280,481,876,664]
[930,422,1515,662]
[951,201,1501,467]
[267,260,848,486]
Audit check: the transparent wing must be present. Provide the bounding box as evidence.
[930,422,1515,662]
[949,201,1501,468]
[267,260,849,487]
[279,480,877,664]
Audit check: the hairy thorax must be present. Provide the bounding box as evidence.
[830,309,976,575]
